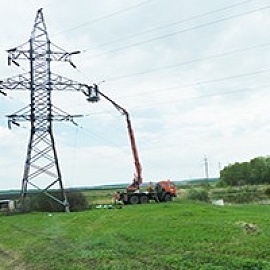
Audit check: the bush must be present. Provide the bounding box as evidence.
[187,188,209,202]
[215,180,227,188]
[231,192,254,204]
[30,191,89,212]
[264,187,270,197]
[67,191,89,212]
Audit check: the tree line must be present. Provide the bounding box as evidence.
[220,156,270,186]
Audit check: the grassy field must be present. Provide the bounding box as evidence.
[0,200,270,269]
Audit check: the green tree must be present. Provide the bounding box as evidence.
[220,162,250,186]
[220,156,270,186]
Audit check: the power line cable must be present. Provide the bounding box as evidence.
[82,0,256,51]
[65,81,270,116]
[65,83,270,153]
[87,4,270,58]
[65,46,270,114]
[106,67,270,101]
[104,41,270,82]
[72,120,132,151]
[52,0,154,37]
[181,68,270,88]
[131,83,270,110]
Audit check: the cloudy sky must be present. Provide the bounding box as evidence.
[1,0,270,190]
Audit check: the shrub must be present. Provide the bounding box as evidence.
[215,180,227,188]
[264,187,270,197]
[67,191,89,212]
[231,192,254,204]
[187,188,209,202]
[30,191,89,212]
[199,182,212,190]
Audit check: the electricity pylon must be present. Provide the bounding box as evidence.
[0,9,99,212]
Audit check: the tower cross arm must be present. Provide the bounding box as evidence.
[49,43,81,67]
[7,42,80,68]
[6,105,30,129]
[0,73,30,95]
[7,43,30,66]
[50,73,99,102]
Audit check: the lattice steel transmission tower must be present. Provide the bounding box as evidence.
[0,9,99,212]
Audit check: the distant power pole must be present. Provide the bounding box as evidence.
[218,162,222,176]
[0,9,99,212]
[204,155,209,180]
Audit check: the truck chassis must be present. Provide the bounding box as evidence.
[119,190,175,205]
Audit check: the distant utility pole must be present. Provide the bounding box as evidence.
[204,155,209,180]
[0,9,99,212]
[218,162,222,176]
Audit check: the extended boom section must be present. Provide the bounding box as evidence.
[86,86,143,190]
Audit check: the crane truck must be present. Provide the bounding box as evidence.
[85,85,177,205]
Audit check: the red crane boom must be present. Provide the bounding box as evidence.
[90,86,142,191]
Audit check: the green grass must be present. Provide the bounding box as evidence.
[1,201,270,269]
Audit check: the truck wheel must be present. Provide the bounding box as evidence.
[140,195,149,204]
[129,195,139,205]
[164,193,172,202]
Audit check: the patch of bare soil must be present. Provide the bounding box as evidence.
[0,246,27,270]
